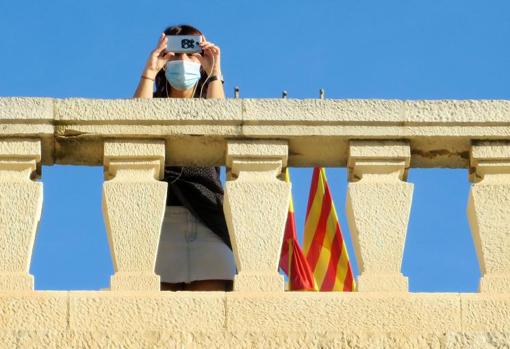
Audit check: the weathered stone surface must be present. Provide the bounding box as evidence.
[103,177,167,291]
[225,331,344,349]
[349,140,411,163]
[225,293,461,333]
[468,184,510,284]
[343,332,444,349]
[55,98,243,122]
[243,99,510,123]
[226,139,289,167]
[2,97,510,167]
[242,99,405,122]
[347,141,412,292]
[68,292,225,332]
[3,330,510,348]
[224,140,290,292]
[0,292,68,330]
[0,274,34,292]
[0,98,53,121]
[2,98,510,346]
[0,139,41,160]
[72,330,186,349]
[0,99,54,165]
[471,141,510,163]
[0,331,16,349]
[347,183,413,273]
[468,141,510,292]
[103,140,167,291]
[0,139,42,291]
[461,293,510,333]
[15,330,73,349]
[404,99,510,123]
[444,332,510,349]
[103,139,166,179]
[0,292,507,347]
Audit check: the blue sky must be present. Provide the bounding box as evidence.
[2,0,509,291]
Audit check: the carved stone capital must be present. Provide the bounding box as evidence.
[469,141,510,183]
[104,139,166,180]
[348,140,411,182]
[226,139,288,177]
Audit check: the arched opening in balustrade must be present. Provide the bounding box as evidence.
[27,165,481,292]
[403,168,480,292]
[275,167,360,292]
[30,165,113,290]
[272,167,481,293]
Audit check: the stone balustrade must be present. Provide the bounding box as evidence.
[1,97,510,347]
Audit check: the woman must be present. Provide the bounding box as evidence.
[134,24,236,291]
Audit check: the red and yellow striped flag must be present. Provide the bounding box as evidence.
[279,169,317,291]
[304,167,355,291]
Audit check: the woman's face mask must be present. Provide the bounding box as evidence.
[164,60,201,91]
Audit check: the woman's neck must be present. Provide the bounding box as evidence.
[169,85,194,98]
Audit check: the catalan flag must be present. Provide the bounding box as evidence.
[304,167,355,291]
[279,168,317,291]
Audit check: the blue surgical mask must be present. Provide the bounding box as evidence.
[164,60,201,91]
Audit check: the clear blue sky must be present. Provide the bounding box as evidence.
[1,0,509,292]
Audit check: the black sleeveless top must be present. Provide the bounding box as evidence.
[163,166,231,249]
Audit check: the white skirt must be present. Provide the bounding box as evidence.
[155,206,236,284]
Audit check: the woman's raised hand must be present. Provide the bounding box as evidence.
[143,33,174,78]
[193,39,222,76]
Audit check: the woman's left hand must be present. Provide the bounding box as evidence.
[193,39,222,76]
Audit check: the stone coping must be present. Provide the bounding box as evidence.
[0,291,507,332]
[1,98,510,167]
[0,291,508,348]
[1,97,509,123]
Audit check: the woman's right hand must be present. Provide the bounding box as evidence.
[142,33,174,79]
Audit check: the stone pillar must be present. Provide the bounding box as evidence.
[468,141,510,293]
[346,140,413,292]
[224,140,291,292]
[103,139,167,291]
[0,139,42,290]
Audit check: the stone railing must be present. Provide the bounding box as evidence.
[1,97,509,347]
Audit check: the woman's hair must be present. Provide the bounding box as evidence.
[154,24,209,98]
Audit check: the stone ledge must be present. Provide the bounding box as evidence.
[1,330,510,348]
[2,98,510,167]
[2,98,510,126]
[68,291,226,332]
[461,293,510,332]
[225,292,461,333]
[2,98,509,124]
[54,98,244,122]
[0,98,53,121]
[0,292,68,330]
[0,292,508,348]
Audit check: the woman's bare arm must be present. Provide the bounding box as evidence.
[134,33,173,98]
[197,40,225,99]
[206,79,225,99]
[134,74,156,98]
